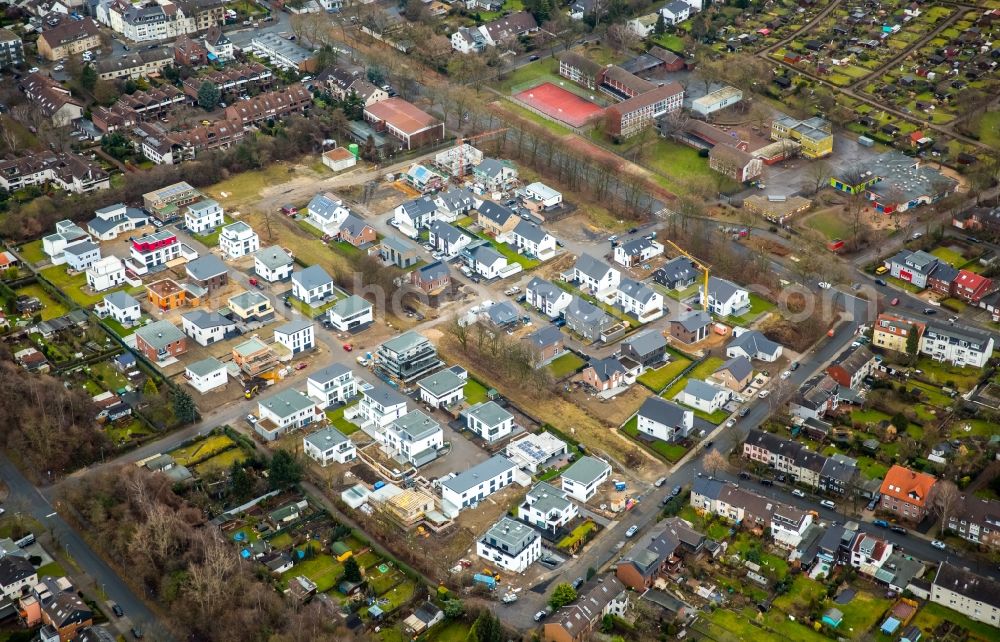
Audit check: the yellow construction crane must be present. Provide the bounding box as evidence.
[663,240,711,310]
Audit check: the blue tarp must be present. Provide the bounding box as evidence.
[881,617,900,634]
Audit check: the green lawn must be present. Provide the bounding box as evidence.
[192,215,234,247]
[497,55,558,93]
[102,316,139,337]
[726,293,776,326]
[914,356,983,391]
[475,236,540,269]
[281,550,343,593]
[637,357,692,392]
[911,601,998,641]
[977,110,1000,150]
[464,378,490,404]
[35,561,67,577]
[929,246,964,266]
[655,281,701,302]
[547,352,585,378]
[425,621,471,642]
[857,456,889,480]
[621,416,689,461]
[17,240,46,265]
[268,532,294,550]
[90,360,130,392]
[631,139,740,195]
[885,275,923,293]
[193,448,248,476]
[773,575,826,612]
[804,210,851,240]
[652,33,685,52]
[14,284,68,320]
[850,408,892,427]
[287,292,343,318]
[326,400,360,435]
[40,265,142,307]
[836,590,892,636]
[661,356,725,399]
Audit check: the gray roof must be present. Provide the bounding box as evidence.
[485,301,520,325]
[399,196,437,218]
[187,198,220,217]
[512,220,550,244]
[728,330,781,358]
[664,0,689,13]
[561,455,610,485]
[475,157,509,179]
[477,201,516,226]
[525,325,563,349]
[675,310,712,332]
[480,516,537,552]
[436,187,476,212]
[186,357,226,378]
[527,276,563,301]
[185,254,228,281]
[308,363,351,386]
[364,380,408,407]
[260,388,316,419]
[470,244,505,266]
[380,330,431,354]
[442,455,517,494]
[181,309,233,330]
[638,396,690,426]
[526,481,573,514]
[255,246,293,269]
[623,330,666,357]
[392,410,442,441]
[417,369,466,397]
[924,323,992,351]
[104,290,138,310]
[620,236,659,256]
[565,296,611,328]
[415,260,450,282]
[292,265,334,292]
[430,220,469,244]
[681,378,724,403]
[304,426,350,450]
[464,401,513,427]
[135,319,185,350]
[307,192,345,220]
[382,235,418,254]
[340,214,373,238]
[656,256,698,284]
[692,476,725,499]
[587,356,627,382]
[329,294,371,319]
[716,355,753,381]
[64,241,98,256]
[707,276,744,304]
[229,290,269,311]
[274,319,314,336]
[618,277,657,304]
[574,253,615,282]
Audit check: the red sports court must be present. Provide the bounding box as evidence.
[513,82,604,128]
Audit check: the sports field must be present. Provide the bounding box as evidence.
[513,82,605,128]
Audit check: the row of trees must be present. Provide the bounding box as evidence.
[445,318,555,390]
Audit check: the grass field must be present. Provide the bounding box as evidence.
[203,164,297,211]
[836,591,892,636]
[637,357,692,391]
[977,110,1000,150]
[192,215,235,247]
[911,602,998,641]
[929,246,965,266]
[326,400,360,435]
[17,240,47,265]
[464,378,491,404]
[652,33,685,52]
[497,56,558,93]
[170,434,237,467]
[726,293,776,326]
[661,356,725,399]
[40,266,143,307]
[15,284,68,320]
[804,210,851,239]
[193,448,248,476]
[850,408,892,427]
[491,238,541,269]
[914,356,982,391]
[633,139,740,195]
[281,550,343,593]
[547,352,585,378]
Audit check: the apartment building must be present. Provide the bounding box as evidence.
[306,363,356,409]
[476,516,541,573]
[383,410,444,467]
[872,313,924,353]
[931,563,1000,627]
[303,427,356,466]
[256,389,322,441]
[879,465,937,522]
[945,495,1000,550]
[376,331,442,383]
[441,455,519,511]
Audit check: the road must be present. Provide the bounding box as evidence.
[0,454,174,642]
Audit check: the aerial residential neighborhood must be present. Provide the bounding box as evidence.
[0,0,998,641]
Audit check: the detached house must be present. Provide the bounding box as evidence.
[545,577,629,642]
[306,363,356,409]
[254,246,294,282]
[429,221,472,257]
[303,427,356,466]
[355,381,408,432]
[575,357,634,392]
[102,291,141,326]
[564,297,613,342]
[463,401,516,443]
[308,192,351,235]
[613,237,664,267]
[616,278,663,322]
[181,310,236,346]
[525,277,573,318]
[726,329,782,362]
[702,276,749,317]
[474,158,518,192]
[619,330,667,368]
[273,319,315,354]
[879,465,937,522]
[410,261,451,294]
[569,254,620,300]
[442,455,520,511]
[510,220,557,261]
[383,410,444,467]
[710,356,753,392]
[417,367,467,409]
[476,516,541,573]
[256,389,323,441]
[523,325,567,365]
[520,482,579,536]
[291,265,335,305]
[392,197,438,238]
[477,201,520,239]
[677,379,731,414]
[327,295,373,332]
[637,396,694,443]
[219,221,260,259]
[184,198,224,234]
[885,250,939,289]
[669,311,711,344]
[467,244,508,279]
[560,456,611,502]
[653,256,698,290]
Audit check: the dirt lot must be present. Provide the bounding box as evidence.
[569,383,650,428]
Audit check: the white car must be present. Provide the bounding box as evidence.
[725,419,736,428]
[818,281,831,289]
[28,67,39,73]
[53,64,64,71]
[758,390,770,399]
[780,370,791,380]
[931,540,947,551]
[625,525,638,537]
[792,489,805,498]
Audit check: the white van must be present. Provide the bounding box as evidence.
[820,499,836,510]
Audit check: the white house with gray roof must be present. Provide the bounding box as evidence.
[417,367,467,408]
[392,196,439,238]
[637,396,694,442]
[307,192,351,235]
[87,256,129,292]
[564,296,614,342]
[306,363,356,408]
[87,203,148,241]
[521,182,562,208]
[254,246,294,282]
[462,401,515,443]
[353,380,409,435]
[273,319,315,354]
[383,410,444,467]
[256,389,322,441]
[441,455,523,513]
[303,427,356,466]
[429,220,472,257]
[473,158,518,191]
[519,482,579,535]
[509,220,557,260]
[702,276,750,317]
[616,278,663,322]
[64,241,101,272]
[677,378,731,414]
[185,357,227,394]
[291,265,336,304]
[568,253,620,302]
[219,221,260,259]
[726,328,783,362]
[102,291,141,325]
[614,236,664,267]
[476,516,541,573]
[654,256,699,290]
[525,277,572,318]
[184,199,224,234]
[434,187,480,220]
[468,244,509,279]
[561,456,612,502]
[181,310,236,346]
[327,294,373,332]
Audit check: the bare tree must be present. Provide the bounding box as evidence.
[803,159,832,196]
[929,479,960,532]
[446,315,469,351]
[605,24,639,55]
[703,449,728,477]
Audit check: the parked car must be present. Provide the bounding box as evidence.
[534,611,547,622]
[874,278,887,286]
[780,370,791,380]
[111,603,123,617]
[873,520,889,528]
[725,419,736,428]
[820,499,836,510]
[739,407,750,417]
[890,526,907,535]
[792,489,805,498]
[131,627,143,639]
[890,297,899,306]
[761,479,774,487]
[572,577,585,590]
[625,525,638,537]
[528,54,540,61]
[342,343,353,351]
[671,485,681,497]
[758,390,770,399]
[245,414,257,426]
[739,472,751,480]
[654,477,666,487]
[923,308,937,314]
[931,539,947,550]
[818,281,831,289]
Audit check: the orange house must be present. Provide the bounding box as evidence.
[146,279,201,311]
